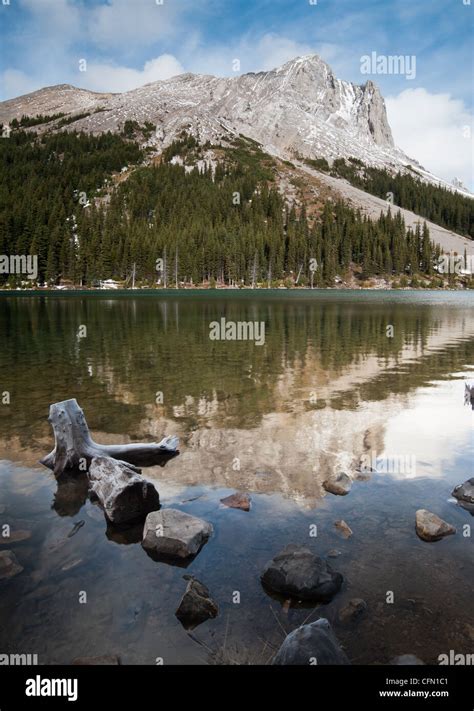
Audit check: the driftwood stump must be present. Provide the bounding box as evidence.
[41,399,179,477]
[88,457,160,524]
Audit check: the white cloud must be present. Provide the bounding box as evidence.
[179,32,315,77]
[87,0,182,48]
[387,88,473,189]
[0,0,190,99]
[0,69,42,99]
[80,55,184,93]
[19,0,183,48]
[1,30,314,98]
[19,0,82,41]
[248,34,315,72]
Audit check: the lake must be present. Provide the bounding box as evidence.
[0,290,473,665]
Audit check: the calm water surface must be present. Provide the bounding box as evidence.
[0,291,472,664]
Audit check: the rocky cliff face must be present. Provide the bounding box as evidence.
[0,54,404,170]
[201,55,395,160]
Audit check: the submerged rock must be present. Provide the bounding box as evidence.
[261,544,343,602]
[334,520,353,538]
[391,655,425,665]
[220,492,251,511]
[142,508,213,560]
[415,509,456,542]
[272,619,350,665]
[72,655,121,665]
[452,479,474,513]
[338,598,367,625]
[175,576,218,629]
[323,472,352,496]
[0,550,23,579]
[0,530,31,545]
[88,457,160,525]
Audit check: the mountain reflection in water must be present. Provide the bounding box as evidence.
[0,291,472,665]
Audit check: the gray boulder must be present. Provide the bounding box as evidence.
[323,472,352,496]
[175,576,218,629]
[142,508,212,560]
[452,478,474,505]
[88,457,160,524]
[261,544,343,602]
[272,619,350,665]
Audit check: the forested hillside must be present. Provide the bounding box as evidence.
[0,129,143,285]
[304,156,474,239]
[0,129,449,287]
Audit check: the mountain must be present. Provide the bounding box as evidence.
[1,54,472,264]
[0,54,459,191]
[0,84,113,121]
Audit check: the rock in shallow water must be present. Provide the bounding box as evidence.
[0,530,31,545]
[338,598,367,625]
[261,544,343,602]
[0,550,23,579]
[142,508,213,560]
[415,509,456,542]
[452,478,474,506]
[272,619,350,665]
[175,576,218,629]
[323,472,352,496]
[335,520,353,538]
[220,492,251,511]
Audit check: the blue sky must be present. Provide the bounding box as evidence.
[0,0,473,186]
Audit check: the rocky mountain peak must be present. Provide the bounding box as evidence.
[0,54,402,171]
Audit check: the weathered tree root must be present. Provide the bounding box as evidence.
[88,457,161,524]
[40,398,179,477]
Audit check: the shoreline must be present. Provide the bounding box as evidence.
[0,286,473,296]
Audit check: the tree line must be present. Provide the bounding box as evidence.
[0,129,444,286]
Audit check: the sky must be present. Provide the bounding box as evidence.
[0,0,473,187]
